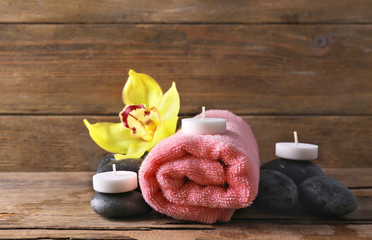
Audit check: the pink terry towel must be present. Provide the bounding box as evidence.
[139,110,260,224]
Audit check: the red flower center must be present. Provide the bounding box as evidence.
[120,104,160,141]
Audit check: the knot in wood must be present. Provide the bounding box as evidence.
[313,35,329,48]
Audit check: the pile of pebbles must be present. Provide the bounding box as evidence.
[90,154,152,219]
[255,158,358,216]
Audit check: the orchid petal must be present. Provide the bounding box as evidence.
[122,69,163,108]
[83,119,141,154]
[158,82,180,121]
[114,142,151,160]
[152,116,179,143]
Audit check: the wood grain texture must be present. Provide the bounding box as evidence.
[0,225,371,239]
[0,115,371,171]
[0,0,372,24]
[0,24,371,115]
[323,169,372,188]
[0,172,370,239]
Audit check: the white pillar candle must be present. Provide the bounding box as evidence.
[182,106,226,135]
[275,131,318,160]
[93,164,138,193]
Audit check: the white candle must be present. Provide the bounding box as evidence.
[93,164,138,193]
[275,131,318,160]
[182,106,226,135]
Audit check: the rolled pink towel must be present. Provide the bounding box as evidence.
[139,110,260,224]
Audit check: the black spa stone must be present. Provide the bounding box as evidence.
[91,191,151,219]
[261,158,324,184]
[96,154,143,174]
[255,169,298,210]
[299,176,357,217]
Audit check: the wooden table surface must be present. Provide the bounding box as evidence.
[1,1,372,239]
[1,169,371,239]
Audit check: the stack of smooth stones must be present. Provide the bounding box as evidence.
[254,133,358,217]
[90,155,151,218]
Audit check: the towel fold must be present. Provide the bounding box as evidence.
[139,110,260,224]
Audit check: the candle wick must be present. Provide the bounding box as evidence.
[202,106,205,119]
[113,164,117,176]
[294,131,298,145]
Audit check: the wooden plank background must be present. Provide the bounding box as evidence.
[0,1,371,171]
[1,24,371,115]
[1,0,372,24]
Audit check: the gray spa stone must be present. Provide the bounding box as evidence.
[96,154,143,174]
[91,191,151,218]
[261,158,324,184]
[299,176,358,216]
[255,169,298,210]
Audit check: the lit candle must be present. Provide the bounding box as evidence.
[182,106,226,135]
[93,164,138,193]
[275,131,318,160]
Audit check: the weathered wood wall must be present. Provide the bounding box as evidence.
[0,0,371,171]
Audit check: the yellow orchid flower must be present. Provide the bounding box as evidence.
[83,69,180,160]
